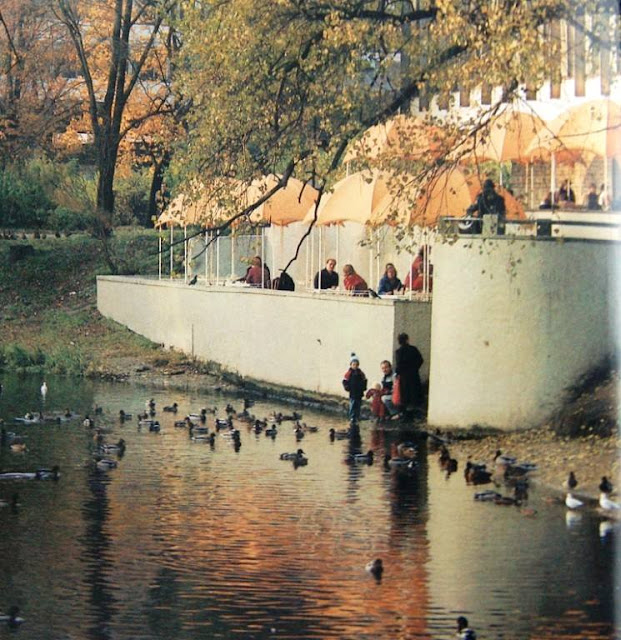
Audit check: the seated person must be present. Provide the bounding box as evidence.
[558,179,575,207]
[539,191,558,210]
[403,246,433,292]
[377,263,402,295]
[314,258,339,289]
[242,256,271,288]
[366,384,386,421]
[585,183,601,211]
[342,264,368,296]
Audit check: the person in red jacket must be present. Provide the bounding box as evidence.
[343,264,368,296]
[403,246,433,292]
[342,354,367,425]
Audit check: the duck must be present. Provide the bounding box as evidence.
[188,409,208,422]
[365,558,383,579]
[0,494,20,510]
[138,418,157,427]
[493,450,517,467]
[191,433,216,445]
[564,471,578,491]
[298,422,319,433]
[95,457,118,470]
[83,415,94,428]
[9,439,27,454]
[265,425,278,438]
[253,419,266,434]
[36,466,61,480]
[503,462,538,479]
[348,450,374,464]
[163,402,179,413]
[329,428,350,441]
[465,462,492,485]
[456,616,477,640]
[0,606,24,628]
[383,454,417,471]
[474,489,502,502]
[599,476,614,494]
[93,405,103,415]
[565,492,584,509]
[280,449,307,463]
[215,417,233,430]
[148,421,161,432]
[146,398,156,410]
[494,494,521,506]
[225,403,236,415]
[599,493,620,511]
[100,439,126,455]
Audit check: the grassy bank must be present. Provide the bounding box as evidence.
[0,229,203,378]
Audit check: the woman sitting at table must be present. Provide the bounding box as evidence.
[243,256,271,288]
[377,263,402,295]
[403,246,433,292]
[343,264,368,296]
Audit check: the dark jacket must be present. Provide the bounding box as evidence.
[342,367,367,399]
[314,269,339,289]
[377,274,402,295]
[395,344,424,407]
[467,189,506,219]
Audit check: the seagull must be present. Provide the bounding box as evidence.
[40,381,48,397]
[565,493,584,509]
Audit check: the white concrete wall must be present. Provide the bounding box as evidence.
[428,236,621,429]
[97,279,431,397]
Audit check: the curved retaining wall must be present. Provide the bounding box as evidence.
[427,236,621,429]
[96,279,431,398]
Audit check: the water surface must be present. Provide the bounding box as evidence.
[0,374,616,639]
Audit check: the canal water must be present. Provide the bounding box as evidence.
[0,374,616,639]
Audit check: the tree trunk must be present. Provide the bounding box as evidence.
[147,150,170,225]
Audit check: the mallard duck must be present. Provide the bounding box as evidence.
[494,450,517,466]
[148,421,161,432]
[191,433,216,444]
[119,410,132,421]
[565,493,584,509]
[95,457,118,470]
[474,490,502,502]
[280,449,307,463]
[100,439,126,455]
[348,450,374,464]
[215,417,233,430]
[456,616,476,640]
[83,415,94,428]
[365,558,383,579]
[163,402,178,413]
[146,398,156,410]
[465,462,492,485]
[265,425,278,437]
[329,428,350,441]
[0,606,24,628]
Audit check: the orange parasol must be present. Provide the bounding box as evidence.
[411,167,525,226]
[344,114,451,163]
[246,175,319,226]
[463,108,547,164]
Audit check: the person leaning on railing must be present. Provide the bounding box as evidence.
[403,246,433,292]
[313,258,339,289]
[466,179,506,232]
[343,264,368,296]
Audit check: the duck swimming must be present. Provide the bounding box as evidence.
[565,493,584,509]
[456,616,476,640]
[494,450,517,467]
[599,493,620,510]
[329,428,350,441]
[0,466,60,481]
[599,476,614,494]
[365,558,383,579]
[564,471,578,491]
[348,450,374,464]
[100,439,126,455]
[0,606,24,628]
[280,449,307,463]
[163,402,179,413]
[465,462,492,485]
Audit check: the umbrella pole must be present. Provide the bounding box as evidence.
[310,227,315,290]
[204,231,208,281]
[336,225,340,289]
[261,227,265,288]
[271,226,276,285]
[184,225,188,283]
[216,233,220,285]
[318,226,322,289]
[231,230,236,279]
[158,236,162,280]
[409,249,413,300]
[551,152,556,209]
[169,225,173,279]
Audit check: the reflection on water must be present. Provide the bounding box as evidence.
[0,374,616,639]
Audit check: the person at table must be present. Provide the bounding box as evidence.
[403,246,433,292]
[585,183,601,211]
[466,178,506,230]
[377,263,402,295]
[343,264,368,296]
[243,256,271,288]
[314,258,339,290]
[558,179,575,206]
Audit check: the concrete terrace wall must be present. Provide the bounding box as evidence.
[427,236,621,430]
[97,279,431,397]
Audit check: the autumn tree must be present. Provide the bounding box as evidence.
[174,0,617,222]
[0,0,79,162]
[52,0,179,233]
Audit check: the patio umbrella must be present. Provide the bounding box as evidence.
[411,167,525,225]
[343,115,450,163]
[463,107,547,164]
[247,175,319,226]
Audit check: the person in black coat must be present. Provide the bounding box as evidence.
[395,333,424,412]
[314,258,339,290]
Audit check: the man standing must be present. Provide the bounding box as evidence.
[395,333,424,415]
[466,179,506,234]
